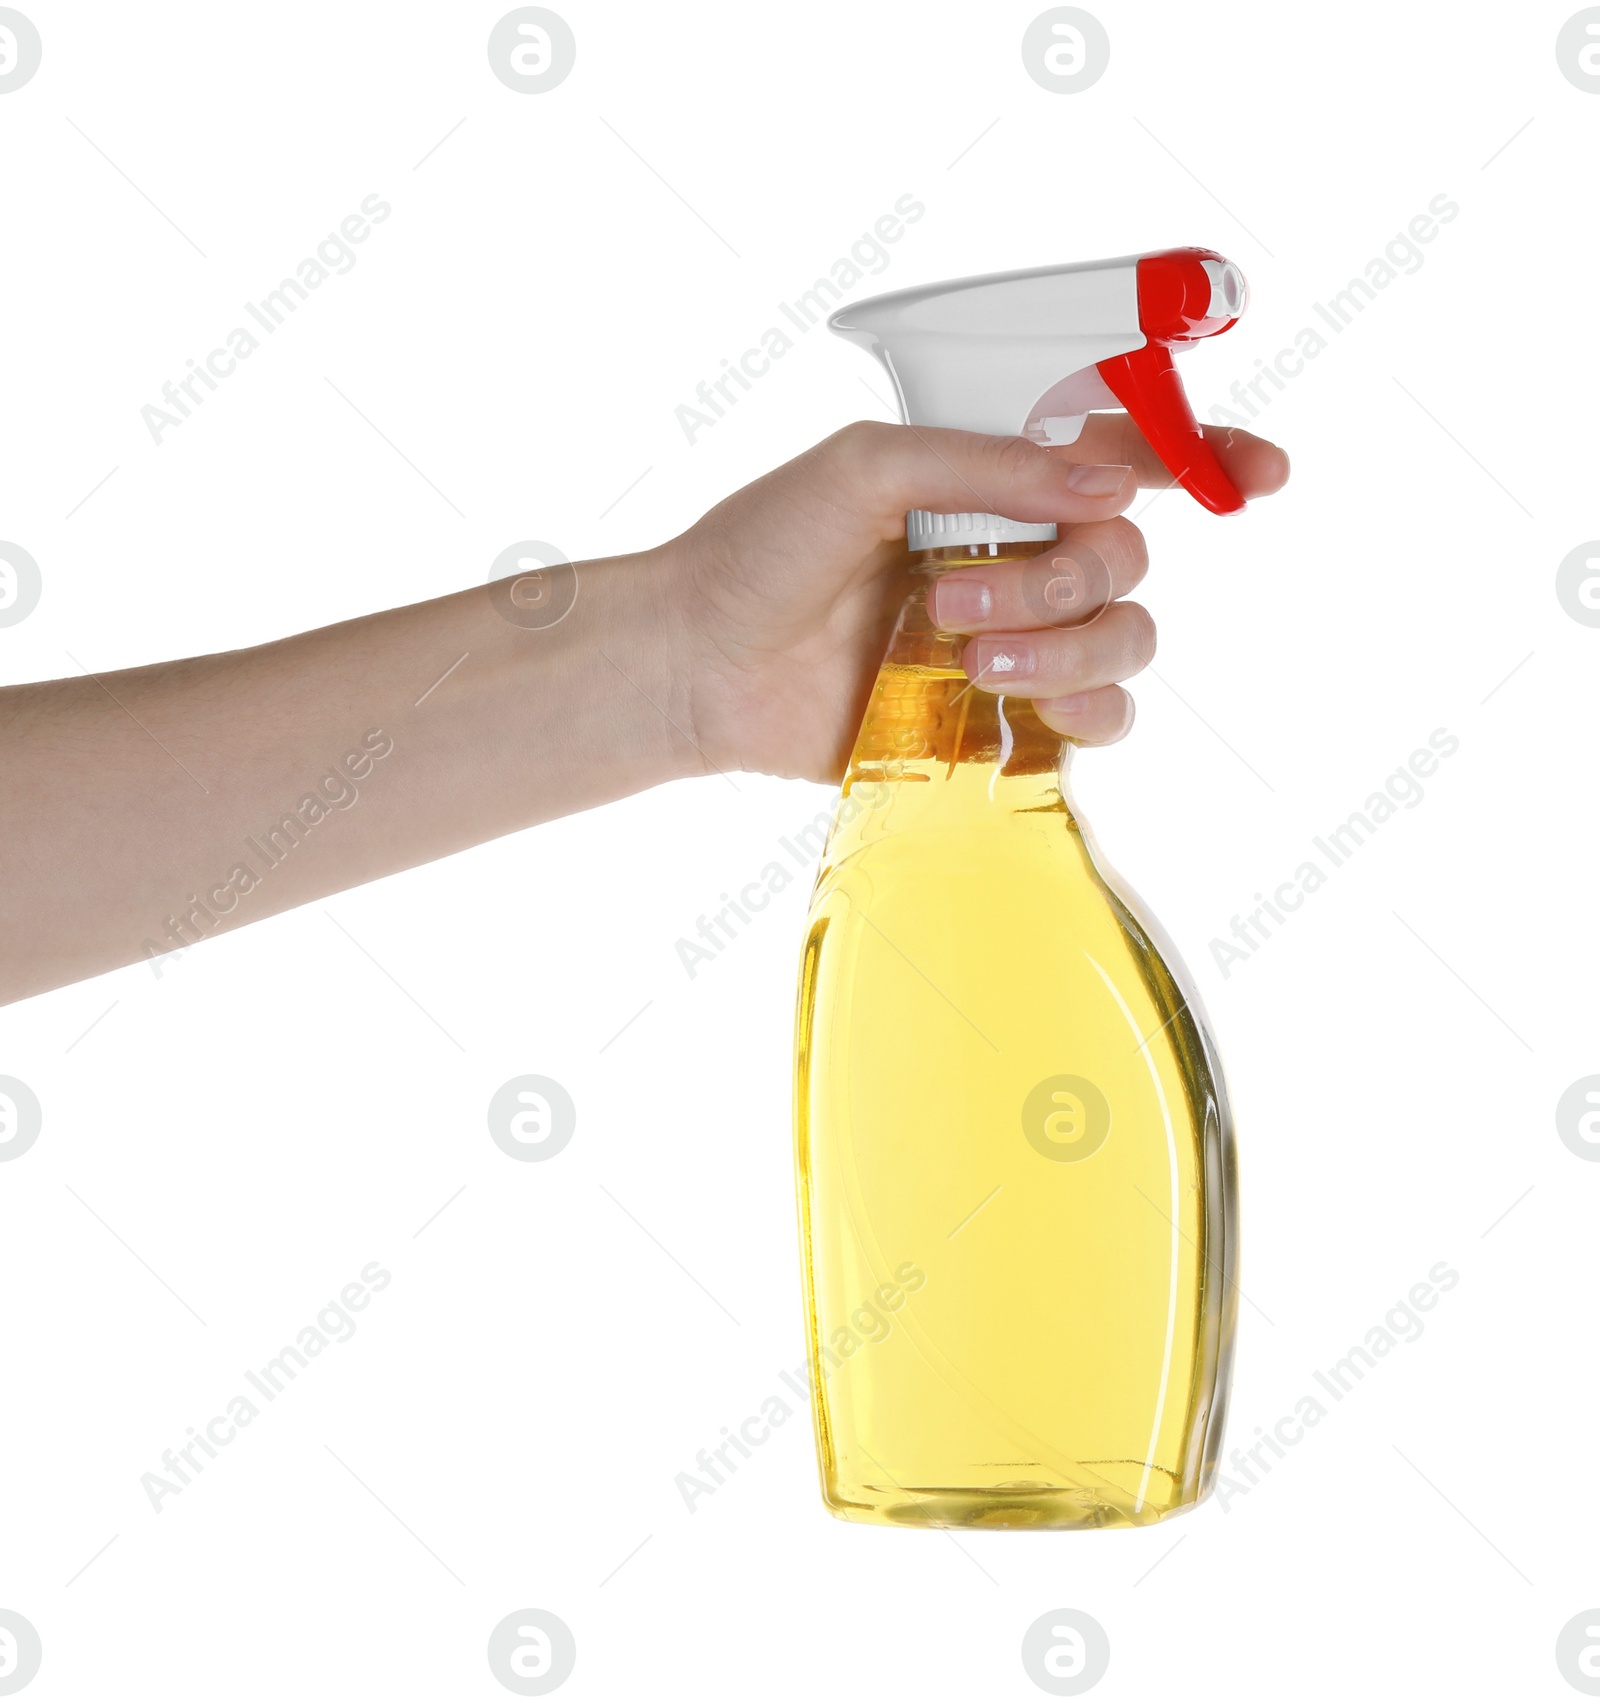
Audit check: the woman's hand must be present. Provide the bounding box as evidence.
[666,418,1289,783]
[0,417,1286,1003]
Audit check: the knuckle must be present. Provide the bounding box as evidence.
[1109,686,1136,740]
[1057,519,1147,600]
[1036,552,1093,623]
[824,420,916,518]
[1111,517,1150,577]
[993,435,1044,487]
[1079,516,1148,579]
[1121,601,1158,668]
[830,419,899,478]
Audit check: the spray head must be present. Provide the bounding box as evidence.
[828,247,1248,547]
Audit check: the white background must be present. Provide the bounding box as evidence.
[2,1,1597,1698]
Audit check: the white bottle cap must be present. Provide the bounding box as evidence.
[905,511,1058,552]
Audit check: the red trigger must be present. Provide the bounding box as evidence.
[1095,343,1245,517]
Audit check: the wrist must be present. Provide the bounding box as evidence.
[574,544,710,789]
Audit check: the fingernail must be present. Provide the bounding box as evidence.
[933,577,992,627]
[1064,463,1132,496]
[970,640,1033,680]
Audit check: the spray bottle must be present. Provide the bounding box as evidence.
[793,248,1247,1528]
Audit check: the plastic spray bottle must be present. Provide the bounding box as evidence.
[793,249,1249,1529]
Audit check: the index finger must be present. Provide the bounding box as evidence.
[1061,416,1290,501]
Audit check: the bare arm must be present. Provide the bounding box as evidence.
[5,555,695,1001]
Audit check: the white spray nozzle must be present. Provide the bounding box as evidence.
[830,248,1249,536]
[829,256,1142,446]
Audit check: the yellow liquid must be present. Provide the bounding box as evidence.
[794,554,1238,1530]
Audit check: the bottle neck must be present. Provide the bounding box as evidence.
[840,544,1075,819]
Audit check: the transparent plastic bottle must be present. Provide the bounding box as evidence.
[793,542,1238,1529]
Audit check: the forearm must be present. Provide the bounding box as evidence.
[2,549,697,1003]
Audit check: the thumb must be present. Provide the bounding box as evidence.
[827,422,1135,538]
